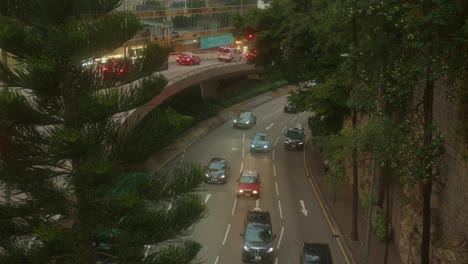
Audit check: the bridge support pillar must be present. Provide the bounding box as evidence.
[200,81,220,99]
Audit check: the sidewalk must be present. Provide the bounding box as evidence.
[306,141,403,264]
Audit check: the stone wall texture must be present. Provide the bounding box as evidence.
[394,81,468,263]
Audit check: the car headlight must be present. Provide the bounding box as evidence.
[246,121,250,124]
[251,144,255,148]
[234,119,238,123]
[284,140,290,144]
[298,142,304,145]
[220,174,225,178]
[205,173,210,177]
[263,145,268,148]
[253,190,258,194]
[238,189,244,193]
[243,245,250,251]
[267,246,274,253]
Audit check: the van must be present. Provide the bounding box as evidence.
[284,123,305,150]
[217,47,243,62]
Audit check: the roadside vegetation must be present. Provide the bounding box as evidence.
[232,0,467,263]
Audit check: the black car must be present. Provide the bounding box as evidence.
[284,123,305,150]
[205,158,230,184]
[233,111,257,129]
[284,102,298,113]
[300,243,333,264]
[241,209,276,263]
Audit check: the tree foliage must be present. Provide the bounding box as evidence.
[0,1,206,263]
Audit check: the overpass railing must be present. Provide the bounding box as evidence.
[166,61,246,86]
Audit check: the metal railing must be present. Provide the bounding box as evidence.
[166,61,246,86]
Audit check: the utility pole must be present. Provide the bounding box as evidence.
[350,0,359,242]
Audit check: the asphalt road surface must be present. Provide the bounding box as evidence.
[156,95,350,264]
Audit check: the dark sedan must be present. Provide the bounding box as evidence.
[205,158,230,184]
[233,111,257,129]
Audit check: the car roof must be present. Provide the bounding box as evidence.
[303,243,333,263]
[209,157,227,163]
[241,169,258,176]
[254,132,268,137]
[246,209,271,226]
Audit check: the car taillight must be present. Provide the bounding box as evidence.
[103,67,108,71]
[119,68,124,73]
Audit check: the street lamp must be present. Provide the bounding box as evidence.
[340,51,359,242]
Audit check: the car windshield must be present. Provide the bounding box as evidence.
[245,225,272,243]
[238,112,250,121]
[239,175,258,184]
[255,135,267,141]
[208,162,225,170]
[287,130,303,140]
[219,48,230,53]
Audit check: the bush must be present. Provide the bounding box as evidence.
[373,213,393,242]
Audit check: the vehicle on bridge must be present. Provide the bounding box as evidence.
[217,47,243,62]
[205,158,231,184]
[233,111,257,129]
[176,52,201,66]
[240,209,276,263]
[237,169,261,198]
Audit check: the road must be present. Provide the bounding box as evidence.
[154,95,350,264]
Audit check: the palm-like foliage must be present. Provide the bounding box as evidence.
[0,1,206,263]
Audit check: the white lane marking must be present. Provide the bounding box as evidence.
[281,125,287,133]
[167,202,172,211]
[214,256,219,264]
[274,136,279,147]
[255,199,260,210]
[275,182,279,196]
[273,164,277,177]
[300,200,308,216]
[278,200,283,219]
[204,194,211,204]
[272,150,275,161]
[144,245,151,258]
[232,147,239,150]
[289,116,298,123]
[263,114,272,120]
[275,257,278,264]
[274,108,283,113]
[266,123,274,130]
[222,224,231,245]
[240,162,243,173]
[242,146,245,159]
[299,111,306,116]
[277,226,285,249]
[231,197,238,216]
[243,133,245,144]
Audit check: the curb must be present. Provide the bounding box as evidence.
[304,137,357,264]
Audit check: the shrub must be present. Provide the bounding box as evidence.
[373,213,393,242]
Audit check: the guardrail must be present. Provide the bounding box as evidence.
[166,61,246,86]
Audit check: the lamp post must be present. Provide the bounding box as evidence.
[340,52,359,242]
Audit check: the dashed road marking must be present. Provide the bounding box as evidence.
[222,224,231,245]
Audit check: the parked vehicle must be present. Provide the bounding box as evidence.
[101,58,134,81]
[176,52,201,66]
[217,47,243,62]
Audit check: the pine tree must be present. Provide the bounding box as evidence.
[0,1,206,263]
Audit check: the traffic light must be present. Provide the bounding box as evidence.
[247,33,254,41]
